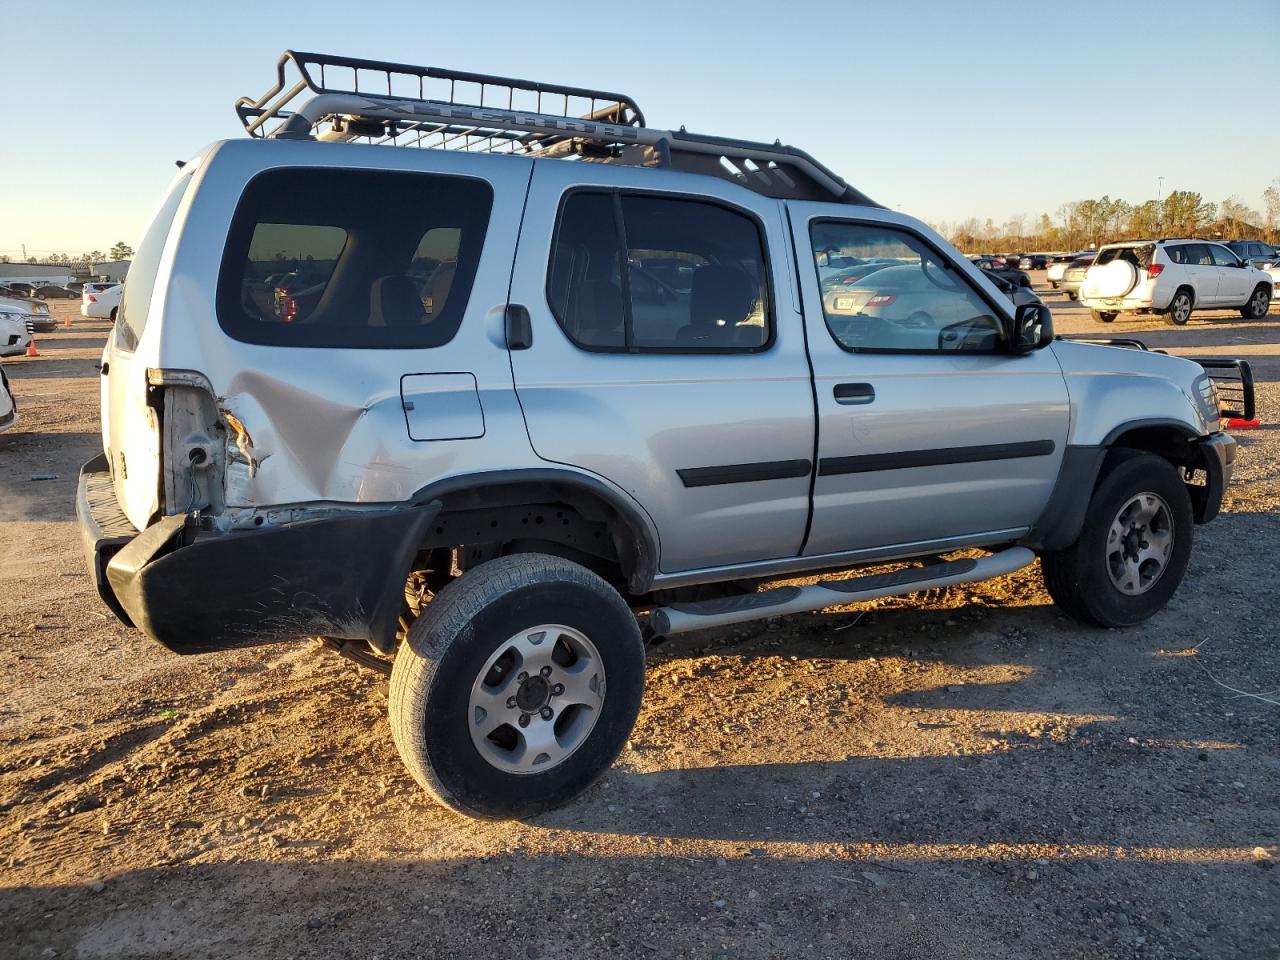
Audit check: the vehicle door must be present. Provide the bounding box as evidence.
[1174,243,1220,304]
[507,162,815,574]
[1209,242,1252,304]
[788,205,1070,558]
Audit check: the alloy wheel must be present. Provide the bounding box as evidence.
[1105,493,1174,596]
[468,624,606,774]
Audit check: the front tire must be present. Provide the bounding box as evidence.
[1090,309,1118,323]
[1241,284,1270,320]
[1040,451,1193,628]
[389,553,645,819]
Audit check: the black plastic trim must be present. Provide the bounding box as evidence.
[819,440,1055,476]
[677,459,813,488]
[409,468,659,592]
[1020,445,1106,550]
[1100,418,1198,448]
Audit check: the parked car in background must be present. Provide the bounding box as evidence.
[33,284,76,299]
[0,288,56,332]
[81,283,124,320]
[66,281,85,296]
[972,256,1032,287]
[1223,240,1280,267]
[0,364,16,433]
[1262,260,1280,307]
[0,306,34,357]
[1046,254,1085,288]
[1058,255,1097,301]
[1080,238,1273,324]
[82,282,120,298]
[1019,254,1048,270]
[6,282,36,297]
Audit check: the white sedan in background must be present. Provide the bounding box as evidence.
[0,363,16,433]
[81,283,123,320]
[1,307,34,358]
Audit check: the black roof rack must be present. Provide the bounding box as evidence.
[235,51,878,207]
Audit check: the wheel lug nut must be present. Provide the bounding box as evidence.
[539,666,552,678]
[506,696,518,708]
[552,683,564,696]
[517,672,529,682]
[518,713,530,727]
[539,706,553,721]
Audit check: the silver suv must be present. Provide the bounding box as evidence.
[77,52,1251,819]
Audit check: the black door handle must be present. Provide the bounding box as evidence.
[834,382,874,405]
[505,303,532,350]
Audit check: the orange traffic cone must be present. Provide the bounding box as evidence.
[64,315,72,328]
[24,339,38,358]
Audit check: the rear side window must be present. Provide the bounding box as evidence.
[114,175,191,352]
[547,190,771,353]
[218,168,493,348]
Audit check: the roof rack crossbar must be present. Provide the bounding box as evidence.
[235,51,879,206]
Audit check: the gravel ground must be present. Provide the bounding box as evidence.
[1,288,1277,960]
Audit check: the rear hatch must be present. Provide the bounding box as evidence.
[104,174,192,529]
[1082,244,1156,300]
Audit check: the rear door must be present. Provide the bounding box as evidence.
[105,173,193,528]
[507,163,814,574]
[789,204,1070,557]
[1178,243,1221,304]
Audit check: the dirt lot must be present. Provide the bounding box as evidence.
[1,289,1277,960]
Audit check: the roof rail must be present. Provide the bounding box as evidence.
[235,51,878,207]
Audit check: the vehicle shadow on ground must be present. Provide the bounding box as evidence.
[3,850,1273,960]
[2,358,103,380]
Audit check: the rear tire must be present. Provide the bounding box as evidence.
[389,553,645,820]
[1065,291,1077,301]
[1049,281,1059,289]
[1167,288,1193,326]
[1241,284,1270,320]
[1090,310,1117,323]
[108,307,117,322]
[1040,451,1193,628]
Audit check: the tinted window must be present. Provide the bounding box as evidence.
[114,175,191,352]
[810,222,1004,353]
[218,168,492,348]
[548,191,770,352]
[1208,244,1240,267]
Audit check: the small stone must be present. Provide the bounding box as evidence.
[860,871,887,889]
[171,897,187,910]
[90,880,105,893]
[748,889,760,900]
[1198,752,1209,762]
[712,899,726,909]
[1231,781,1245,789]
[307,917,324,930]
[1026,869,1039,881]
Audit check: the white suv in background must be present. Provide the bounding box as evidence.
[1080,239,1273,325]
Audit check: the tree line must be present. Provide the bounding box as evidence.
[934,180,1280,254]
[0,242,135,265]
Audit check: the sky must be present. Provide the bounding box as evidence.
[2,0,1277,256]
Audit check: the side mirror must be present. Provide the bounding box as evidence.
[1009,302,1052,353]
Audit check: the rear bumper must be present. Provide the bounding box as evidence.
[76,456,441,654]
[1191,431,1236,524]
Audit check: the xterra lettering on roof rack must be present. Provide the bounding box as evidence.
[235,50,879,206]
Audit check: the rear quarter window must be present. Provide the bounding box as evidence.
[217,168,493,348]
[114,175,192,352]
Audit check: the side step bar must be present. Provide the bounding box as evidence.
[648,547,1036,637]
